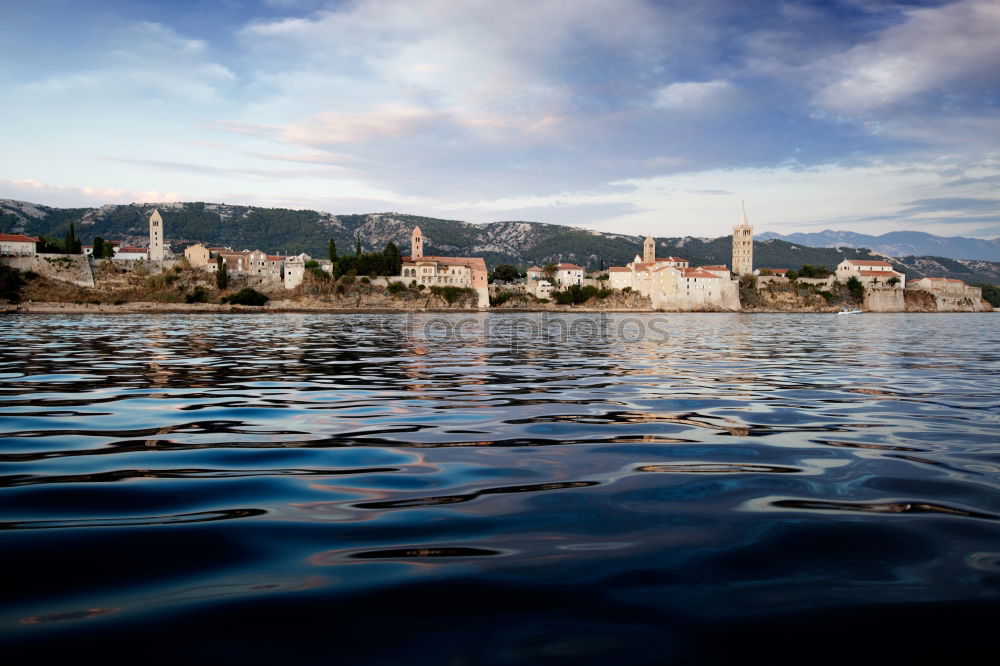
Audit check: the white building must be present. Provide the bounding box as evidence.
[836,259,905,287]
[114,246,149,260]
[0,233,38,257]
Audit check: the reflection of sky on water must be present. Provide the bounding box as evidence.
[1,312,998,661]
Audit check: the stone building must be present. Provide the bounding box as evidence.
[731,204,753,275]
[908,277,981,301]
[607,238,739,310]
[284,255,305,290]
[149,209,164,261]
[397,226,489,307]
[836,259,905,287]
[184,243,211,267]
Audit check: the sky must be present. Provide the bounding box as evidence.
[1,0,999,238]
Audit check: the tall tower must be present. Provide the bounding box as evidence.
[149,209,164,261]
[411,226,423,259]
[643,236,655,263]
[731,202,753,275]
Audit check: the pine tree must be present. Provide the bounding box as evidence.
[64,222,81,254]
[328,238,337,263]
[383,242,401,276]
[355,233,362,258]
[216,255,229,289]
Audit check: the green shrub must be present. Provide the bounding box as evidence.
[386,280,406,294]
[185,286,209,303]
[360,276,370,284]
[429,285,474,304]
[224,287,268,306]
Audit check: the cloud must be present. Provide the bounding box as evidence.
[653,80,738,111]
[0,178,184,207]
[813,0,1000,112]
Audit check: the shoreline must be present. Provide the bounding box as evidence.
[2,302,994,315]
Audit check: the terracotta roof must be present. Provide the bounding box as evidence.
[117,246,147,253]
[858,270,903,277]
[919,277,963,283]
[0,233,39,243]
[403,255,487,271]
[701,265,728,270]
[555,263,583,270]
[267,255,282,261]
[608,267,629,272]
[844,259,894,267]
[526,266,542,272]
[683,269,724,278]
[657,256,687,262]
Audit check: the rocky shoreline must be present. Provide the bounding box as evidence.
[4,301,995,315]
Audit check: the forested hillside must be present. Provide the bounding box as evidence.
[2,199,997,284]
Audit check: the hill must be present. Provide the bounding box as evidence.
[758,229,1000,262]
[2,199,998,284]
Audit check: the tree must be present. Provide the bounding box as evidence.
[784,269,798,280]
[846,276,864,302]
[383,242,402,276]
[542,261,557,285]
[887,276,900,286]
[328,238,337,263]
[490,264,520,283]
[974,283,1000,308]
[216,255,229,289]
[355,233,362,258]
[64,222,82,254]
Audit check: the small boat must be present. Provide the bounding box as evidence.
[837,307,863,315]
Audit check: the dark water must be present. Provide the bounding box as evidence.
[2,312,998,664]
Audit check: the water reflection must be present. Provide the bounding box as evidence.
[1,312,999,664]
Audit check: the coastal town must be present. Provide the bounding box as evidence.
[0,207,990,312]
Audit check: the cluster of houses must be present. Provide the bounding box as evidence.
[1,207,987,309]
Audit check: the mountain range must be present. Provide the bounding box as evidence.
[757,230,1000,262]
[2,199,998,285]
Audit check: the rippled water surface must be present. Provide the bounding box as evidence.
[2,312,999,664]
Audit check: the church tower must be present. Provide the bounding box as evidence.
[643,236,655,263]
[149,209,164,261]
[411,226,423,259]
[731,203,753,275]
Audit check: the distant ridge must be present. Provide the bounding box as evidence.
[1,199,998,284]
[758,229,1000,263]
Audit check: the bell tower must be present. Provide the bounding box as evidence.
[411,226,423,259]
[149,209,164,261]
[731,202,753,275]
[643,236,655,263]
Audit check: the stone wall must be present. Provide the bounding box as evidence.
[863,287,904,312]
[2,254,94,287]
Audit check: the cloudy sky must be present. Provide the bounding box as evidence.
[1,0,998,238]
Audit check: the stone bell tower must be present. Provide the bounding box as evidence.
[731,202,753,275]
[643,236,655,263]
[411,225,424,259]
[149,209,164,261]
